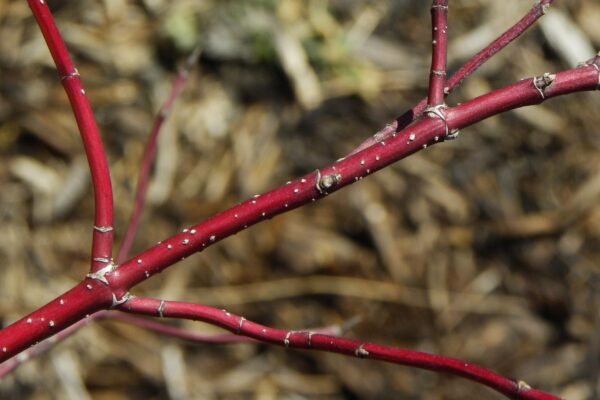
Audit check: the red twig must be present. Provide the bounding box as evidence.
[0,46,203,375]
[445,0,554,93]
[2,3,598,397]
[119,297,559,400]
[109,311,349,345]
[348,0,555,156]
[427,0,449,107]
[0,280,112,362]
[117,47,202,264]
[0,310,257,378]
[0,310,249,378]
[0,308,349,377]
[27,0,114,273]
[105,63,600,293]
[0,312,97,379]
[1,59,597,388]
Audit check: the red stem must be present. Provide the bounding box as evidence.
[0,308,347,377]
[106,63,600,293]
[120,297,559,400]
[0,280,112,361]
[109,312,345,345]
[117,48,201,264]
[445,0,554,93]
[112,312,259,344]
[1,60,597,384]
[27,0,114,273]
[0,310,257,378]
[2,3,596,396]
[348,0,555,156]
[0,46,202,377]
[427,0,449,107]
[0,311,98,378]
[0,310,254,377]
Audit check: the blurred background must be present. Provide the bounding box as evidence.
[1,0,600,398]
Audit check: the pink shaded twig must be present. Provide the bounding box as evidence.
[427,0,449,107]
[0,310,251,378]
[27,0,114,273]
[110,311,253,344]
[348,0,555,156]
[120,297,559,400]
[117,47,202,264]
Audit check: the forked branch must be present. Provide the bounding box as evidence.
[117,47,202,263]
[349,0,556,155]
[0,309,349,378]
[2,1,598,398]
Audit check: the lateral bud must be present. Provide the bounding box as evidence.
[111,292,133,308]
[315,170,342,194]
[354,344,369,358]
[532,72,556,99]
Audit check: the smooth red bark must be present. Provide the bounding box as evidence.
[427,0,449,107]
[120,297,560,400]
[27,0,114,273]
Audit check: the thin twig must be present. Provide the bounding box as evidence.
[0,308,353,377]
[27,0,114,274]
[120,297,559,400]
[117,47,202,264]
[427,0,449,107]
[109,312,351,344]
[0,310,98,379]
[0,46,203,375]
[0,311,250,378]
